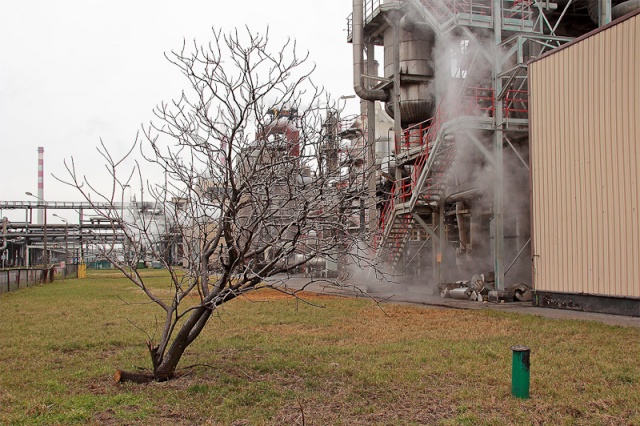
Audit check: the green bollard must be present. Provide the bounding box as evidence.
[511,345,530,399]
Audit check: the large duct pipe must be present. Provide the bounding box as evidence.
[587,0,640,24]
[612,0,640,18]
[353,0,389,102]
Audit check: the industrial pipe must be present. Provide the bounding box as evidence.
[399,13,416,32]
[448,287,472,300]
[0,217,8,252]
[586,0,640,24]
[352,0,389,102]
[612,0,640,18]
[511,345,531,399]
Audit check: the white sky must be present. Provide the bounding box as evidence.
[0,1,359,221]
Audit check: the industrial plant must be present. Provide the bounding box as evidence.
[1,2,639,317]
[347,0,639,314]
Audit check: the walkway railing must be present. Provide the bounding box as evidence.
[377,85,497,251]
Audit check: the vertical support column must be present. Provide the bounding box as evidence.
[493,0,505,291]
[43,205,48,266]
[25,208,30,267]
[392,20,403,185]
[391,20,405,270]
[437,202,445,284]
[366,44,378,235]
[432,209,439,285]
[79,208,84,262]
[599,0,611,26]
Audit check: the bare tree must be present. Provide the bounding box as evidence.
[58,27,379,382]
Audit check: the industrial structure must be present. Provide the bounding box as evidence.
[0,200,127,268]
[2,5,638,316]
[529,10,640,315]
[348,0,639,311]
[235,108,307,270]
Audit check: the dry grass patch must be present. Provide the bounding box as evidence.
[1,270,640,425]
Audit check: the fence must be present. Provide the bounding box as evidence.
[0,264,79,295]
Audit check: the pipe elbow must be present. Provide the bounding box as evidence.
[352,0,389,102]
[354,85,389,102]
[399,13,416,32]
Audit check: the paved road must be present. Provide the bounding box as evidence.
[266,274,640,328]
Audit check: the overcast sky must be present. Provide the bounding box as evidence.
[0,1,359,221]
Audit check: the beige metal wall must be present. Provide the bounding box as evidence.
[529,12,640,297]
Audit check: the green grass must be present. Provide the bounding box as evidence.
[1,270,640,425]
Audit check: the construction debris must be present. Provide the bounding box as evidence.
[438,272,532,303]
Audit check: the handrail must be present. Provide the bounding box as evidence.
[503,89,528,119]
[396,117,434,153]
[346,0,382,40]
[419,0,492,22]
[376,79,498,258]
[502,0,533,24]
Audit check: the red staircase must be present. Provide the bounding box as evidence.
[375,86,496,266]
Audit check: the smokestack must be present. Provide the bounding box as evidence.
[38,147,44,224]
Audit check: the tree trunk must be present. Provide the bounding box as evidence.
[152,305,213,381]
[114,369,155,384]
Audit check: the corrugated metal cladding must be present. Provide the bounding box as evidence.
[529,13,640,298]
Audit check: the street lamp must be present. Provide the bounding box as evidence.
[53,214,69,268]
[121,184,130,224]
[25,191,48,266]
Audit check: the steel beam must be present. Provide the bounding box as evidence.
[493,0,505,291]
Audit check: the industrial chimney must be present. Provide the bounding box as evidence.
[38,146,44,224]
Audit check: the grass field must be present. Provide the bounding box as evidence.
[1,270,639,425]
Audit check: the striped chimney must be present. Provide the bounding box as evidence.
[38,147,44,224]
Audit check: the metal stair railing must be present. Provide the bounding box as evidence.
[375,86,495,263]
[389,214,415,266]
[408,86,495,209]
[503,88,528,119]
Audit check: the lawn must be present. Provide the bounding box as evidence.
[1,270,639,425]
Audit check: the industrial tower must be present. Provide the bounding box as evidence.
[348,0,629,291]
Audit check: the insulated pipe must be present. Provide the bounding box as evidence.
[353,0,389,102]
[586,0,640,23]
[0,217,8,251]
[399,13,415,32]
[612,0,640,18]
[449,287,472,299]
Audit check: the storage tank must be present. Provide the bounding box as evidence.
[383,21,435,126]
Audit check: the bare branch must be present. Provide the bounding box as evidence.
[62,26,385,381]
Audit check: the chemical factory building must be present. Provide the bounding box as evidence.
[529,10,640,316]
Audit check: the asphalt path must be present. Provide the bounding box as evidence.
[265,273,640,328]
